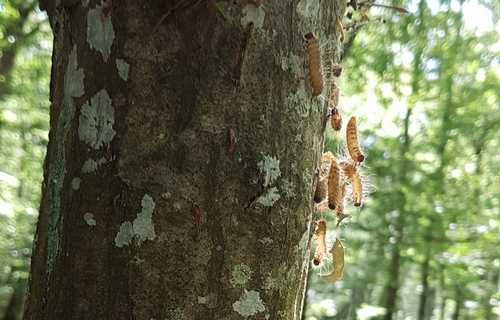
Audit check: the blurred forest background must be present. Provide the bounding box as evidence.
[0,0,499,319]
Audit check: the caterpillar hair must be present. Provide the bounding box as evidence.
[330,107,343,131]
[314,178,328,203]
[327,157,342,210]
[336,18,345,42]
[313,220,327,266]
[342,161,363,206]
[346,116,365,163]
[330,82,340,109]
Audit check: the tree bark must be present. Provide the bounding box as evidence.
[24,0,345,319]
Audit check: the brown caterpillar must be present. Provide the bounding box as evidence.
[330,107,342,131]
[305,33,323,97]
[314,178,328,203]
[346,116,365,163]
[313,220,327,266]
[192,203,201,242]
[335,182,347,226]
[231,22,254,86]
[226,128,235,155]
[330,82,340,108]
[327,157,342,210]
[342,162,363,206]
[322,151,335,166]
[336,18,345,42]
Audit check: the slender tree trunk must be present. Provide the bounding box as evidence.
[23,0,345,319]
[451,284,461,320]
[383,241,402,320]
[417,253,430,320]
[438,264,446,320]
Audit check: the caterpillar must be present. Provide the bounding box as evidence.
[226,128,235,155]
[231,22,254,86]
[342,161,363,206]
[314,177,328,203]
[327,157,342,210]
[335,181,347,226]
[329,82,340,109]
[313,220,327,266]
[346,116,365,163]
[336,18,345,42]
[330,107,342,131]
[192,203,201,242]
[305,33,323,97]
[322,151,335,166]
[320,151,335,176]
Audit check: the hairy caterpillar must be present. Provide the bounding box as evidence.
[231,22,254,86]
[330,107,342,131]
[320,151,335,176]
[335,181,347,226]
[322,151,335,166]
[313,220,327,266]
[330,82,340,109]
[336,18,345,42]
[327,157,342,210]
[346,116,365,163]
[305,33,323,97]
[342,161,363,206]
[314,178,328,203]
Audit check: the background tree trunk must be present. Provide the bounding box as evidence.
[23,0,344,318]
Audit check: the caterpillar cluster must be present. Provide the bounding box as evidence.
[312,59,368,225]
[306,35,372,280]
[314,147,367,228]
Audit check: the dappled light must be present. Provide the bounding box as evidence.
[1,0,500,318]
[304,0,500,319]
[0,0,52,318]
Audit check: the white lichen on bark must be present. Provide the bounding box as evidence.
[84,212,96,226]
[87,4,115,61]
[257,154,281,187]
[71,177,81,190]
[116,59,129,80]
[115,195,156,247]
[257,187,281,207]
[78,90,116,149]
[231,264,252,287]
[232,290,265,318]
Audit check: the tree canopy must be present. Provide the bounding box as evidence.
[1,0,499,319]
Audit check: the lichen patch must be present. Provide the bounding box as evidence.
[78,90,116,149]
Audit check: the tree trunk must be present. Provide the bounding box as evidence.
[417,254,430,320]
[23,0,344,318]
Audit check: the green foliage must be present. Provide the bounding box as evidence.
[305,0,500,319]
[0,0,51,318]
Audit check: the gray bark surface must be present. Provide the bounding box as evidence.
[24,0,345,319]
